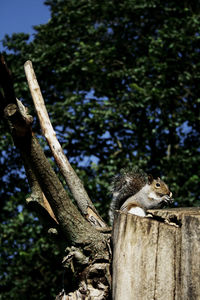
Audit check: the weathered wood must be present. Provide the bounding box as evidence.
[1,55,112,298]
[24,60,106,228]
[181,214,200,299]
[112,208,200,300]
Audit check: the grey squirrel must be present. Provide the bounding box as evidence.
[109,168,173,224]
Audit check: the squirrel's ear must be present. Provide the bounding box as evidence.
[148,174,154,184]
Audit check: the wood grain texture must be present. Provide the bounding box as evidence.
[112,208,200,300]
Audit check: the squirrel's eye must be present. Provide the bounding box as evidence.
[156,183,160,187]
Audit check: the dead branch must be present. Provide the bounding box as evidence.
[0,55,108,252]
[0,55,112,298]
[24,60,106,228]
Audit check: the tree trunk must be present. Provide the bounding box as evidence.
[112,208,200,300]
[0,54,112,299]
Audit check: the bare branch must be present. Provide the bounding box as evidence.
[1,56,106,249]
[5,105,106,249]
[24,60,106,228]
[0,53,58,230]
[1,56,112,298]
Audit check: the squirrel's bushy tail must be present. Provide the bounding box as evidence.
[109,168,148,224]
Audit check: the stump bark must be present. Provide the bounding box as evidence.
[112,208,200,300]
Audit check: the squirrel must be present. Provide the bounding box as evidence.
[109,167,173,224]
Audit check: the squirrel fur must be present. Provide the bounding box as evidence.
[109,167,173,224]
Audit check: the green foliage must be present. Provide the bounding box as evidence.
[0,193,63,299]
[1,0,200,297]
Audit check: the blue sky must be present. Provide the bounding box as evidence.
[0,0,51,52]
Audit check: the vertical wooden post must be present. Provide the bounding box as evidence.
[112,208,200,300]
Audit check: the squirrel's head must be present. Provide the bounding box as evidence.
[147,175,173,207]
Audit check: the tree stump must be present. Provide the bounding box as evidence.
[112,208,200,300]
